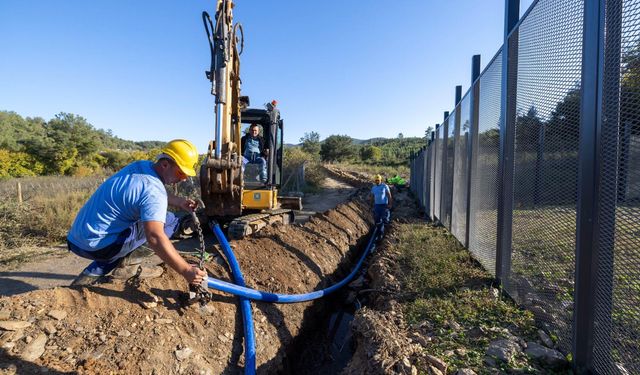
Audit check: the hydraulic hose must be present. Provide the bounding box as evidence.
[210,223,256,375]
[207,226,379,303]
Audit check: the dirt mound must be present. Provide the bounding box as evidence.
[344,189,428,375]
[0,194,374,374]
[323,165,372,188]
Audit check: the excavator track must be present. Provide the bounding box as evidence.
[228,208,294,239]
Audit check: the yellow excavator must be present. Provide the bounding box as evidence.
[198,0,300,239]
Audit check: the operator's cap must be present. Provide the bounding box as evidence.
[159,139,198,176]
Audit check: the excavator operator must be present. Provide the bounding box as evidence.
[66,139,207,287]
[241,124,269,183]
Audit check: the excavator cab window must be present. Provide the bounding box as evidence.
[241,123,267,188]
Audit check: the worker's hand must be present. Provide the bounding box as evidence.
[263,148,270,157]
[184,266,207,285]
[178,198,199,212]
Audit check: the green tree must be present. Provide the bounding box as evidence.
[320,135,356,162]
[360,145,382,163]
[299,131,321,155]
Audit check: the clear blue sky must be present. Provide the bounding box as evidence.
[0,0,533,152]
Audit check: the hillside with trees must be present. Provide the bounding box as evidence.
[0,111,163,178]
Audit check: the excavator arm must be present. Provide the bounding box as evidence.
[200,0,244,217]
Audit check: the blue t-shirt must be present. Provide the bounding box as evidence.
[67,160,168,251]
[371,183,391,205]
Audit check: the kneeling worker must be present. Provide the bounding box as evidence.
[66,139,207,287]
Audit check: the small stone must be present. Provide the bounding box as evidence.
[45,345,59,350]
[538,329,554,348]
[175,347,193,361]
[47,310,68,321]
[524,342,567,369]
[486,339,521,363]
[455,369,477,375]
[455,348,468,356]
[427,365,443,375]
[141,301,158,309]
[0,321,31,331]
[20,333,47,361]
[99,334,107,342]
[41,321,57,335]
[155,319,173,324]
[0,310,11,320]
[2,342,15,349]
[117,329,131,337]
[425,355,447,373]
[443,350,455,357]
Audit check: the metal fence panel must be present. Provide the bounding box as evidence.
[468,52,503,276]
[422,148,430,215]
[434,125,444,220]
[593,0,640,372]
[452,93,471,244]
[507,0,583,353]
[442,112,457,229]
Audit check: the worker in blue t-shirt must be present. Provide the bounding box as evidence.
[370,174,393,239]
[66,139,207,287]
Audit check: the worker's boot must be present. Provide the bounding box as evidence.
[110,247,163,280]
[111,264,164,280]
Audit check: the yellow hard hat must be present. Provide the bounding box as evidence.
[161,139,198,176]
[374,174,382,182]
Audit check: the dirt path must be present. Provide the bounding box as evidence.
[0,176,356,298]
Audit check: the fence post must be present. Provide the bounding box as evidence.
[16,182,23,205]
[495,0,519,285]
[439,111,450,224]
[573,0,607,372]
[466,55,481,249]
[429,128,437,221]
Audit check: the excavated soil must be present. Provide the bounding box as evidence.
[0,191,375,374]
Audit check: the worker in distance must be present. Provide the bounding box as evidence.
[66,139,207,287]
[370,174,393,239]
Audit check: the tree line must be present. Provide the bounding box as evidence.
[299,131,426,166]
[0,111,163,178]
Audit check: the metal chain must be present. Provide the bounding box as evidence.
[191,210,207,269]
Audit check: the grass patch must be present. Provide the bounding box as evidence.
[394,223,551,373]
[0,190,93,268]
[335,162,409,181]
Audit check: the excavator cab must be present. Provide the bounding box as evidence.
[239,103,284,210]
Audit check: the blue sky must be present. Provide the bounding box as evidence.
[0,0,533,152]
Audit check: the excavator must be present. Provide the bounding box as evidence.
[197,0,300,239]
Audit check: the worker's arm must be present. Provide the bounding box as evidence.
[386,186,393,208]
[143,221,206,284]
[168,194,198,212]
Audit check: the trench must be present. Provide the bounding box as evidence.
[277,231,377,374]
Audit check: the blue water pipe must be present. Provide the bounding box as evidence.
[210,223,256,374]
[207,226,378,302]
[210,221,379,374]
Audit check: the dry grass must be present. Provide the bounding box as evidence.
[0,188,94,268]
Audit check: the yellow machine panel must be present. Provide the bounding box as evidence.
[242,189,277,210]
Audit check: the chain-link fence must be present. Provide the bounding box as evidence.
[409,0,639,372]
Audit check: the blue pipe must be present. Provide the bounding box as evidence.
[210,223,256,375]
[207,226,378,303]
